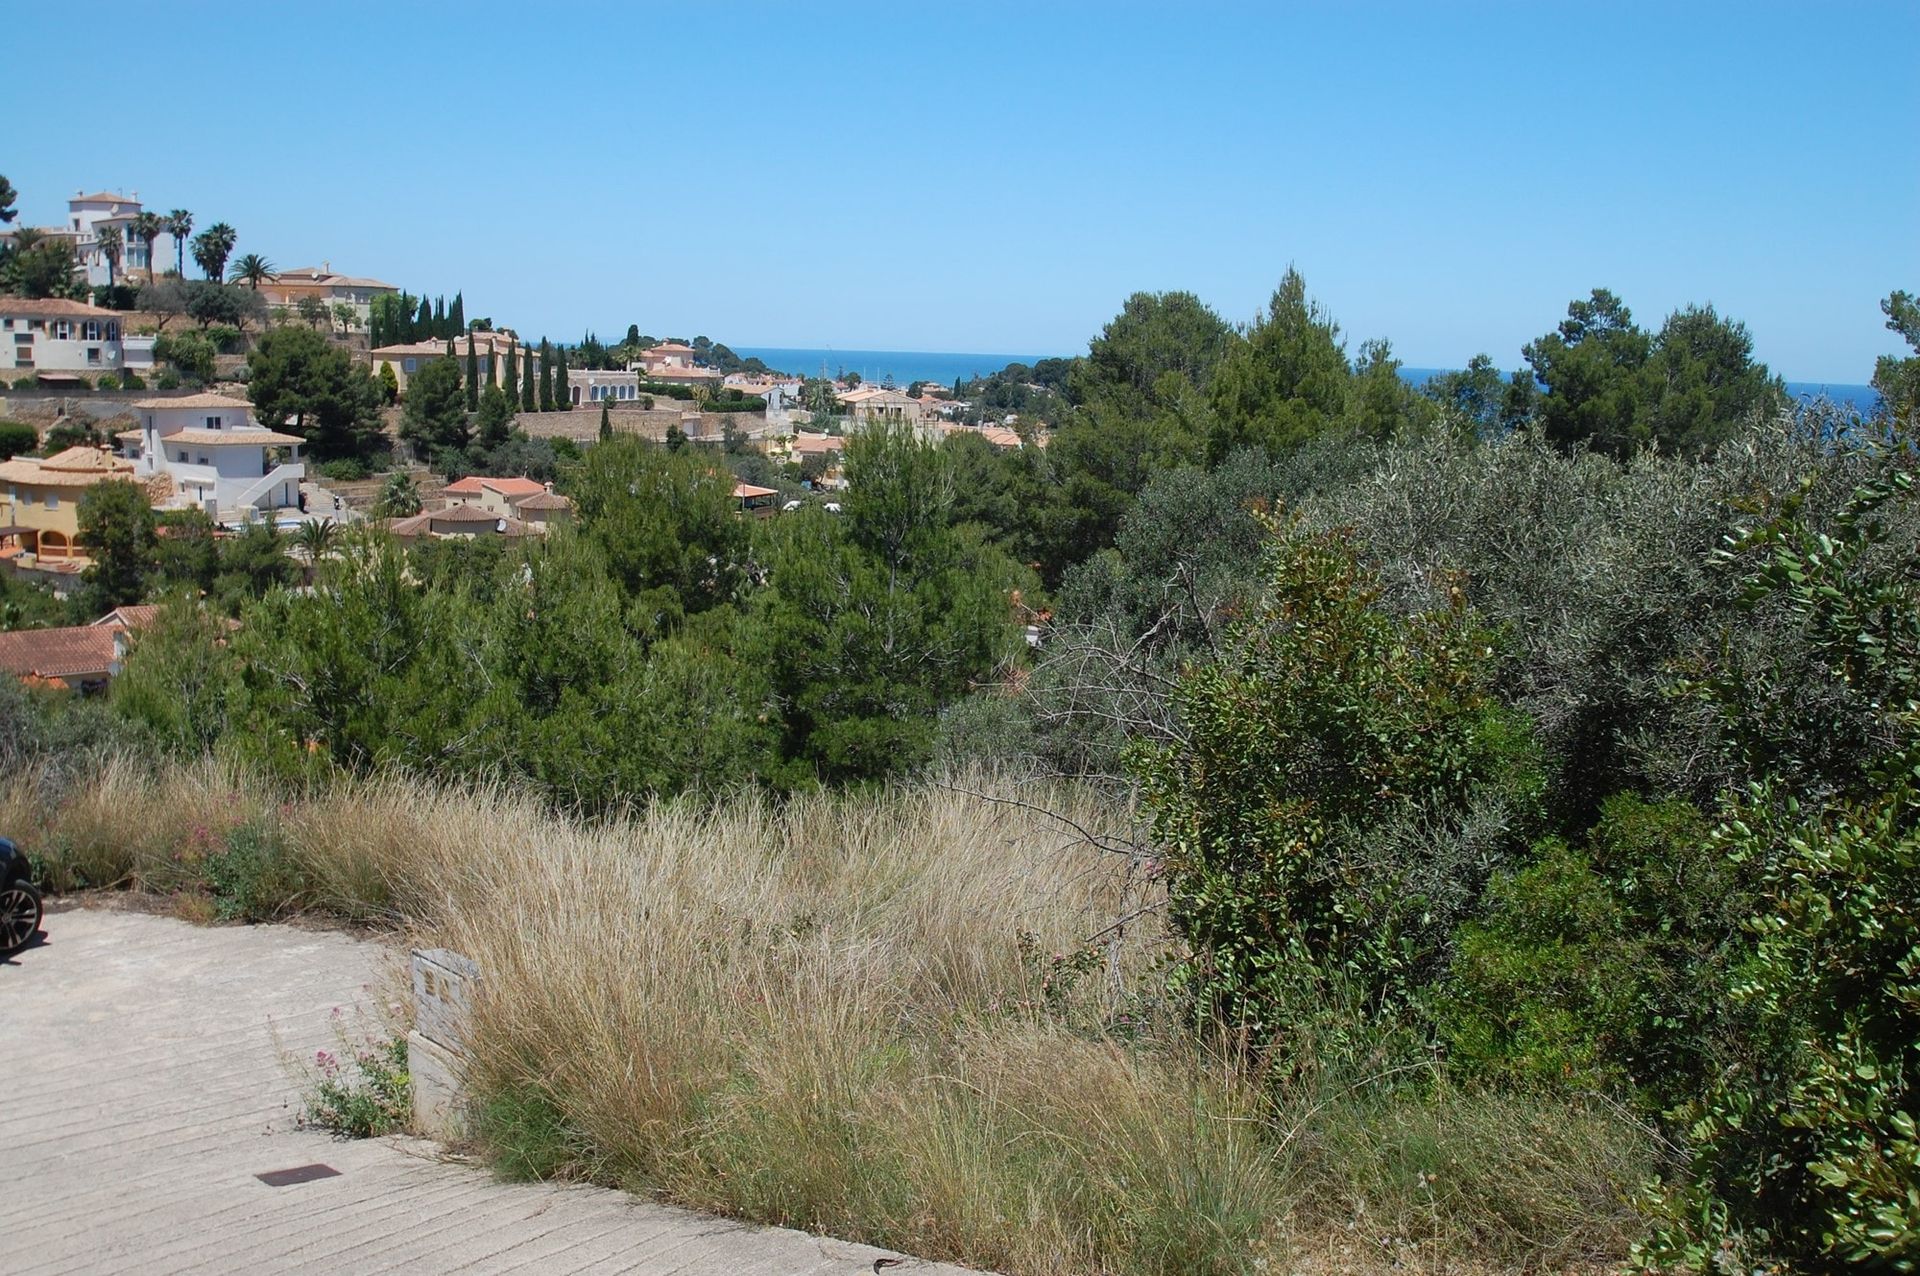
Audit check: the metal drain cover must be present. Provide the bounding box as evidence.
[255,1164,341,1187]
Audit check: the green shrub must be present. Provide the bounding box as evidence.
[204,819,304,921]
[1135,519,1541,1054]
[1440,795,1744,1109]
[316,457,370,482]
[96,373,120,391]
[0,421,39,460]
[1643,468,1920,1269]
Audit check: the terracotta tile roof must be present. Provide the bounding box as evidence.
[513,491,570,511]
[0,298,121,318]
[164,427,305,446]
[0,448,139,488]
[733,482,778,499]
[72,192,134,205]
[431,503,511,523]
[385,507,529,538]
[789,433,844,455]
[444,475,546,498]
[268,267,397,290]
[91,605,160,630]
[133,393,254,411]
[0,625,123,680]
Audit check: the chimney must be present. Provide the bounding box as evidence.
[544,481,554,494]
[322,259,331,274]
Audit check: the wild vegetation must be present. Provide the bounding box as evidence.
[6,266,1918,1272]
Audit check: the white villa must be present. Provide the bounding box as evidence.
[120,394,306,524]
[1,298,128,383]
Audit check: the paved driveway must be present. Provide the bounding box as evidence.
[1,907,974,1275]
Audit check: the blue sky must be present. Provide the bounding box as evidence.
[7,2,1915,380]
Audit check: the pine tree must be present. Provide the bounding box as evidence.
[521,342,536,413]
[538,339,554,412]
[466,332,480,411]
[599,401,612,442]
[450,292,465,334]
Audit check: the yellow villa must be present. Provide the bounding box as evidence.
[0,445,148,573]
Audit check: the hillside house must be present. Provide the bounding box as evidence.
[0,446,143,573]
[2,298,127,381]
[438,476,572,532]
[385,504,532,541]
[257,264,399,325]
[128,394,305,524]
[372,332,533,395]
[62,191,185,286]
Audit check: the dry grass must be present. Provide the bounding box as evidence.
[21,757,1655,1275]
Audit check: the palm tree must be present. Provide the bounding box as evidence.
[229,252,274,290]
[192,223,236,281]
[96,225,122,287]
[129,211,163,281]
[165,209,193,276]
[371,472,421,519]
[294,518,338,563]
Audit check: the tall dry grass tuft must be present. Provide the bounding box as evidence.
[20,758,1654,1274]
[10,752,267,892]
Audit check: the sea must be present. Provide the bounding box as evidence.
[737,349,1885,417]
[736,347,1058,388]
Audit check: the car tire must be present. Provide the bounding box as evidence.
[1,879,42,958]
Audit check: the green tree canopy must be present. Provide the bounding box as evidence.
[77,480,158,609]
[247,325,387,460]
[399,357,470,458]
[1524,290,1781,458]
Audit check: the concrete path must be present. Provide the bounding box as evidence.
[1,907,979,1276]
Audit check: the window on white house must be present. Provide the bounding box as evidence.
[82,321,101,341]
[106,322,118,341]
[53,322,72,340]
[205,416,221,429]
[177,451,188,462]
[44,493,57,510]
[86,348,100,365]
[404,358,417,373]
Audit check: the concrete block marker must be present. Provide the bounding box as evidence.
[410,946,482,1139]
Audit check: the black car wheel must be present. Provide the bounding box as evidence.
[0,879,41,957]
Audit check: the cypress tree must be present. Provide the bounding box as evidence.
[432,296,446,338]
[414,296,432,339]
[521,342,536,413]
[504,342,518,400]
[599,401,612,442]
[538,339,554,412]
[450,292,465,334]
[553,346,570,410]
[465,333,479,411]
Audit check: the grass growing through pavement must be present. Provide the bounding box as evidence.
[12,755,1653,1275]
